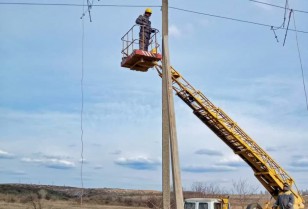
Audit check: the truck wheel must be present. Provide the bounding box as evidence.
[246,203,262,209]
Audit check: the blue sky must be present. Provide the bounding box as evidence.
[0,0,308,191]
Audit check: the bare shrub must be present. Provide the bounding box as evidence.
[124,198,133,206]
[147,196,162,209]
[6,194,17,203]
[191,182,227,197]
[38,189,48,200]
[232,179,260,209]
[116,196,123,203]
[22,192,45,209]
[105,196,112,204]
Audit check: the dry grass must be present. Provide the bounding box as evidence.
[0,200,150,209]
[1,184,307,209]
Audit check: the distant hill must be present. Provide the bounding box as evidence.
[0,183,162,206]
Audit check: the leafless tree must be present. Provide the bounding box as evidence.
[231,179,260,209]
[191,182,227,197]
[146,196,163,209]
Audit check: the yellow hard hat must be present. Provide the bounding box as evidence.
[145,8,152,14]
[151,48,157,54]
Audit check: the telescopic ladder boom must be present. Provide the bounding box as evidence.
[154,65,304,209]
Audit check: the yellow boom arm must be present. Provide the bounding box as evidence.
[154,65,304,209]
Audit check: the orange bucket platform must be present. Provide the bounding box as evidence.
[121,49,162,72]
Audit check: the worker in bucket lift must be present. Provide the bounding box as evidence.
[272,183,295,209]
[135,8,155,51]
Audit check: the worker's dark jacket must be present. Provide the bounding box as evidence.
[273,191,295,209]
[135,15,153,40]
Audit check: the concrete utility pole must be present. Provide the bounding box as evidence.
[162,0,171,207]
[162,1,184,209]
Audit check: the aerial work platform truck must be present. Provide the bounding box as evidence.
[120,25,305,209]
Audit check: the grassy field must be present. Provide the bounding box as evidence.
[0,200,149,209]
[1,184,307,209]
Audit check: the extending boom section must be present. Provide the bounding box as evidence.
[155,65,304,209]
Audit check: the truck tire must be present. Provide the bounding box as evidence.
[246,203,262,209]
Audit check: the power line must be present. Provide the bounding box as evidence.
[0,2,161,8]
[86,0,93,22]
[292,12,308,111]
[169,6,308,34]
[283,0,289,28]
[0,2,82,6]
[80,0,98,22]
[5,1,308,14]
[1,2,308,34]
[80,0,85,205]
[283,9,292,46]
[248,0,308,14]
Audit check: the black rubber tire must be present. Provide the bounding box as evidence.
[246,203,263,209]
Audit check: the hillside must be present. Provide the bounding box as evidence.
[1,184,307,209]
[0,184,161,209]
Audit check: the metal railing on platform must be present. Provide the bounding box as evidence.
[121,24,160,58]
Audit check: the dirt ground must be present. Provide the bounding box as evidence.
[0,200,149,209]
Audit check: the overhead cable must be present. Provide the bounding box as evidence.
[283,0,289,28]
[270,26,279,42]
[169,6,308,34]
[80,0,85,205]
[283,9,292,46]
[292,12,308,111]
[4,1,308,15]
[248,0,308,14]
[80,0,98,22]
[0,2,161,8]
[1,2,308,34]
[269,0,289,43]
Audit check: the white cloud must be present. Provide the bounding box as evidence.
[251,0,273,11]
[182,165,236,173]
[169,25,181,38]
[0,169,26,176]
[93,165,104,170]
[1,0,308,190]
[218,155,246,168]
[0,149,15,159]
[195,149,223,156]
[110,150,122,155]
[21,157,76,169]
[79,158,89,164]
[115,156,161,170]
[289,156,308,171]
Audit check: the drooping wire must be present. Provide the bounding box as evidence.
[292,12,308,111]
[80,0,98,22]
[283,0,289,28]
[270,0,289,44]
[283,9,292,46]
[86,0,93,22]
[80,0,85,205]
[270,26,279,42]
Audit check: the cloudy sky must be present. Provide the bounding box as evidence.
[1,0,308,192]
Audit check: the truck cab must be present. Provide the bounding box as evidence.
[184,198,230,209]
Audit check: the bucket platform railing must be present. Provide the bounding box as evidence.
[121,25,162,72]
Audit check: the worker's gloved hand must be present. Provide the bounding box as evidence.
[151,29,156,33]
[287,203,293,209]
